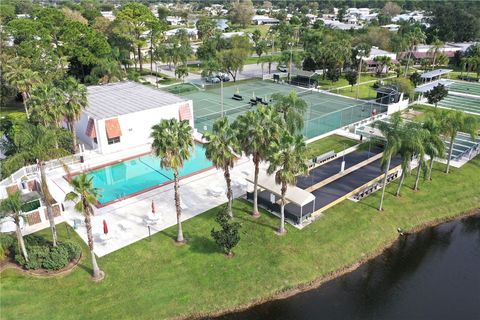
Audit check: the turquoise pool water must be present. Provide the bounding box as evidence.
[86,144,212,205]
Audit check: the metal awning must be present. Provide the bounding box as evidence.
[105,118,122,139]
[246,171,315,207]
[420,69,452,79]
[415,79,454,93]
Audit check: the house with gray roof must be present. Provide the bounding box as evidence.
[75,81,193,154]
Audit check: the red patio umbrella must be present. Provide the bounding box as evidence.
[151,200,156,215]
[103,219,108,235]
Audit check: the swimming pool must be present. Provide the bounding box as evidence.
[86,144,212,206]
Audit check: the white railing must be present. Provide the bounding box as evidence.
[0,154,82,188]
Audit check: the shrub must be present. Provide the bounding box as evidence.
[25,234,49,247]
[42,245,69,270]
[211,208,241,256]
[0,234,15,252]
[11,236,81,270]
[62,241,81,260]
[20,245,50,270]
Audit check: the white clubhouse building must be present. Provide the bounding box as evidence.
[76,81,194,154]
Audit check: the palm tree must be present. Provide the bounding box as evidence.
[258,55,278,74]
[404,27,426,77]
[3,66,41,119]
[65,174,104,280]
[272,90,308,133]
[3,123,69,246]
[373,56,393,76]
[267,133,308,235]
[150,119,193,243]
[376,114,404,211]
[421,115,446,182]
[203,117,241,218]
[437,110,479,174]
[355,43,371,99]
[233,106,281,217]
[394,122,426,196]
[28,84,64,129]
[428,38,444,69]
[0,191,28,261]
[60,77,88,153]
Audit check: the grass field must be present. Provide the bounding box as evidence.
[306,134,358,158]
[317,74,380,90]
[336,83,378,100]
[1,155,479,320]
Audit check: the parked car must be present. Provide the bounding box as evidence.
[216,74,230,82]
[205,76,220,83]
[277,64,287,72]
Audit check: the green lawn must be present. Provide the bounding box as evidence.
[1,99,24,118]
[317,74,380,90]
[306,134,358,159]
[336,83,378,100]
[1,157,479,319]
[162,83,199,95]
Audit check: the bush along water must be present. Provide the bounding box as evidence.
[2,234,81,270]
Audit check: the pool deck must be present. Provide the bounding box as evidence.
[24,145,256,257]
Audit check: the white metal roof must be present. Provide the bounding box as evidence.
[246,171,315,207]
[420,69,452,79]
[415,79,454,93]
[85,81,188,120]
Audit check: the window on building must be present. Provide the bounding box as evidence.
[108,137,120,145]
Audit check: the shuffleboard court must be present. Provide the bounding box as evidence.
[438,94,480,115]
[181,80,387,139]
[450,81,480,97]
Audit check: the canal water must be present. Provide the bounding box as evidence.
[215,214,480,320]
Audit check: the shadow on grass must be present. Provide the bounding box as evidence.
[234,214,277,232]
[187,235,219,255]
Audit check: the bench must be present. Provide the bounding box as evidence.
[232,94,243,101]
[249,98,257,106]
[314,150,337,164]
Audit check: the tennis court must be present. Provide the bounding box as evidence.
[449,81,480,96]
[182,80,387,139]
[438,94,480,115]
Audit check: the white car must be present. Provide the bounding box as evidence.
[277,64,288,72]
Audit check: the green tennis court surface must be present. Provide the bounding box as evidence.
[450,81,480,97]
[438,94,480,115]
[181,80,387,139]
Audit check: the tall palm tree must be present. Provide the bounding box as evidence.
[355,43,371,99]
[233,106,280,217]
[3,123,69,246]
[4,66,41,119]
[0,191,28,261]
[267,132,308,235]
[376,114,404,211]
[373,56,393,76]
[428,38,444,69]
[394,122,426,196]
[404,27,426,77]
[203,117,241,218]
[28,84,64,129]
[65,174,104,280]
[151,119,193,243]
[421,114,446,182]
[60,77,88,153]
[437,110,479,174]
[272,90,308,133]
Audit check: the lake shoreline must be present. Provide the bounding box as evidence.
[188,207,480,320]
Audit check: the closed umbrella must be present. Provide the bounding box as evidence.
[151,200,156,215]
[103,219,108,235]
